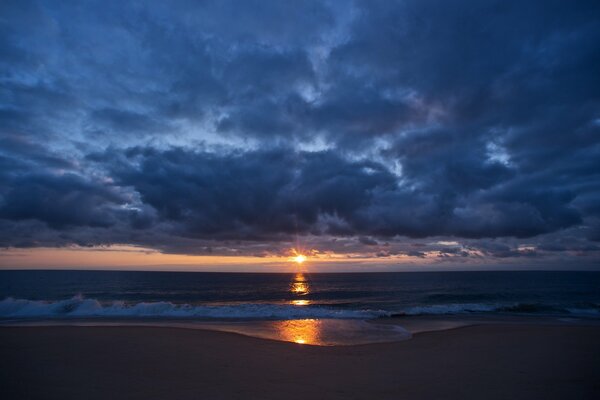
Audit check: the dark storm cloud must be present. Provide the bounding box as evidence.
[99,146,397,240]
[0,172,124,229]
[0,0,599,264]
[86,145,586,243]
[0,136,128,231]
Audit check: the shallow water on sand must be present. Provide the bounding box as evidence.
[0,318,412,346]
[4,315,599,345]
[193,319,412,345]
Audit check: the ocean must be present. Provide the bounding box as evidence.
[1,270,599,320]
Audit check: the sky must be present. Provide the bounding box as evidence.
[0,0,599,271]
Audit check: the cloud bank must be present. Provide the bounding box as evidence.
[1,0,599,266]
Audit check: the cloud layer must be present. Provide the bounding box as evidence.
[1,0,599,266]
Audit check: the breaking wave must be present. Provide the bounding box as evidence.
[2,297,598,321]
[0,296,388,320]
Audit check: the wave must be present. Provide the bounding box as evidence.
[397,302,600,317]
[0,296,388,320]
[2,297,598,321]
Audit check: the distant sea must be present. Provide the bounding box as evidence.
[1,270,599,321]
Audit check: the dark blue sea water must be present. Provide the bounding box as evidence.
[1,270,599,320]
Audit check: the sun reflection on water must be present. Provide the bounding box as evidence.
[283,273,318,343]
[291,299,310,306]
[290,272,310,296]
[290,272,311,306]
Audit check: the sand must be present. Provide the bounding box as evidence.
[1,323,599,400]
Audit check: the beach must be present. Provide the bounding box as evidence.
[3,0,600,398]
[2,323,599,400]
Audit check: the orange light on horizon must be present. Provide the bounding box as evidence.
[0,245,436,273]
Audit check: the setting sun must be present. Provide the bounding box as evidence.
[293,254,307,264]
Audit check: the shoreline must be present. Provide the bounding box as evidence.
[2,313,600,346]
[2,323,599,399]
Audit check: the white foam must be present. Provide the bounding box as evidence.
[0,296,388,320]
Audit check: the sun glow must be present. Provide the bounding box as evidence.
[293,254,307,264]
[288,248,309,265]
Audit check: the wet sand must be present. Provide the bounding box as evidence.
[1,324,599,400]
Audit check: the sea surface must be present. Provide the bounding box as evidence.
[1,270,599,320]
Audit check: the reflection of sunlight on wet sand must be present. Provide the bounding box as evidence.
[273,319,321,345]
[160,319,411,346]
